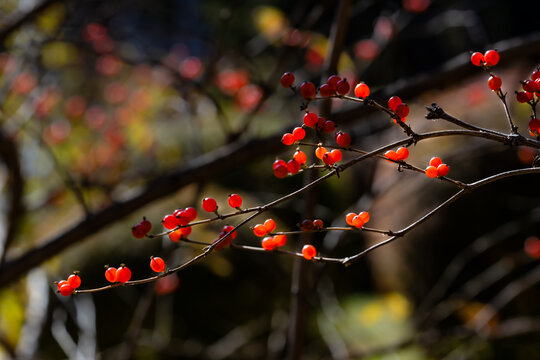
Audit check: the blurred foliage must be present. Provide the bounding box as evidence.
[0,0,539,359]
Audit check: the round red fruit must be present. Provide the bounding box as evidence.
[184,207,197,221]
[300,81,316,100]
[150,257,166,272]
[396,147,409,160]
[228,193,243,208]
[261,236,277,250]
[105,267,117,283]
[487,75,502,91]
[385,150,398,161]
[202,197,218,212]
[470,52,484,66]
[274,164,288,178]
[335,131,351,147]
[293,150,307,165]
[483,50,499,66]
[329,149,342,163]
[335,79,350,95]
[429,156,442,167]
[302,245,317,260]
[59,283,73,296]
[287,159,301,174]
[327,75,341,91]
[323,120,336,133]
[116,265,131,283]
[319,83,334,97]
[395,103,409,118]
[388,96,402,111]
[292,127,306,141]
[529,117,540,133]
[253,224,267,237]
[67,274,81,289]
[516,91,532,103]
[303,112,318,127]
[300,219,314,231]
[436,164,449,177]
[264,218,276,233]
[222,225,237,239]
[345,213,357,226]
[274,234,287,247]
[282,133,295,145]
[354,83,370,99]
[425,165,438,178]
[313,219,324,229]
[162,214,178,230]
[139,218,152,233]
[280,72,295,88]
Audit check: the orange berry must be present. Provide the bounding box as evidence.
[315,146,327,159]
[253,224,267,237]
[116,265,131,283]
[352,215,365,228]
[293,150,307,165]
[436,163,449,177]
[329,149,342,163]
[105,266,117,283]
[261,236,277,250]
[358,211,370,223]
[67,274,81,289]
[264,218,276,233]
[396,147,409,160]
[274,234,287,247]
[345,213,357,226]
[354,82,370,98]
[169,229,182,242]
[429,157,442,167]
[385,150,398,161]
[150,256,166,272]
[425,165,438,178]
[302,244,317,260]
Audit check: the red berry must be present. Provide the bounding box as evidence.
[315,146,327,160]
[327,75,341,91]
[529,117,540,134]
[162,214,178,230]
[524,236,540,259]
[425,165,438,178]
[335,131,351,147]
[264,218,276,233]
[274,234,287,247]
[395,103,409,118]
[300,219,314,231]
[273,159,287,170]
[183,207,197,221]
[436,163,449,177]
[180,226,192,237]
[253,224,267,237]
[345,213,357,226]
[222,225,237,239]
[213,232,232,250]
[202,197,218,212]
[352,215,365,228]
[358,211,370,223]
[532,71,540,81]
[282,133,295,145]
[261,236,277,250]
[388,96,402,111]
[280,72,295,88]
[313,219,324,229]
[138,218,152,233]
[116,265,131,283]
[169,229,182,242]
[483,50,499,66]
[323,120,336,133]
[287,159,301,174]
[396,147,409,160]
[470,52,484,66]
[300,81,316,100]
[516,91,532,103]
[303,112,318,127]
[57,280,69,291]
[316,116,326,129]
[329,149,342,163]
[522,80,537,93]
[429,157,442,167]
[105,267,117,282]
[150,257,166,272]
[274,164,288,178]
[292,127,306,141]
[354,83,370,99]
[302,244,317,260]
[384,150,398,161]
[335,79,350,95]
[59,283,73,296]
[228,193,243,208]
[487,75,502,91]
[67,274,81,289]
[174,210,191,226]
[293,150,307,165]
[319,83,334,97]
[131,226,146,238]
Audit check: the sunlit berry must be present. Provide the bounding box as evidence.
[335,131,351,147]
[292,127,306,141]
[524,236,540,259]
[302,245,317,260]
[396,147,409,160]
[274,164,288,178]
[345,213,357,226]
[487,75,502,91]
[293,150,307,165]
[162,214,178,230]
[384,150,398,161]
[313,219,324,229]
[315,146,327,159]
[335,79,350,95]
[261,236,277,250]
[150,256,166,272]
[429,157,442,167]
[352,215,365,228]
[300,219,314,231]
[303,112,318,127]
[329,149,342,163]
[202,197,218,212]
[116,265,131,283]
[253,224,267,237]
[516,91,532,103]
[282,133,295,145]
[425,165,438,178]
[222,225,237,239]
[470,52,484,66]
[483,50,499,66]
[319,83,334,97]
[358,211,370,223]
[105,266,117,283]
[287,159,301,174]
[67,274,81,289]
[300,81,316,100]
[57,280,69,291]
[169,229,182,242]
[280,72,295,88]
[274,234,287,247]
[264,218,276,233]
[522,80,537,93]
[59,283,73,296]
[354,83,370,98]
[228,194,243,208]
[388,96,402,111]
[395,103,409,118]
[183,207,197,221]
[437,163,449,177]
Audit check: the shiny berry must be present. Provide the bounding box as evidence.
[274,234,287,247]
[436,164,449,177]
[319,83,334,97]
[162,214,178,230]
[57,280,69,291]
[282,133,295,145]
[315,146,327,159]
[222,225,237,239]
[345,213,357,226]
[335,131,351,147]
[354,83,370,98]
[302,245,317,260]
[202,197,218,212]
[105,266,117,282]
[59,283,73,296]
[329,149,342,163]
[303,112,318,127]
[184,207,197,221]
[313,219,324,229]
[532,71,540,81]
[287,159,301,174]
[150,257,166,272]
[483,50,499,66]
[261,236,277,250]
[264,218,276,233]
[352,215,365,228]
[228,194,243,208]
[425,165,438,178]
[292,127,306,141]
[384,150,398,161]
[516,91,532,103]
[169,229,182,242]
[429,157,442,167]
[522,80,537,93]
[327,75,341,90]
[470,52,484,66]
[293,150,307,165]
[395,103,409,118]
[358,211,370,223]
[396,147,409,160]
[139,218,152,233]
[116,265,131,283]
[274,164,288,178]
[335,79,350,95]
[253,224,267,237]
[280,72,295,87]
[487,75,502,91]
[67,274,81,289]
[529,117,540,134]
[300,81,316,100]
[388,96,402,111]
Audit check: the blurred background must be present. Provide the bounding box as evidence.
[0,0,540,359]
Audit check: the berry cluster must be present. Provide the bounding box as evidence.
[425,157,449,178]
[515,69,540,137]
[105,265,131,283]
[56,273,81,296]
[299,219,324,231]
[384,147,409,161]
[470,50,500,67]
[131,217,152,238]
[345,211,370,229]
